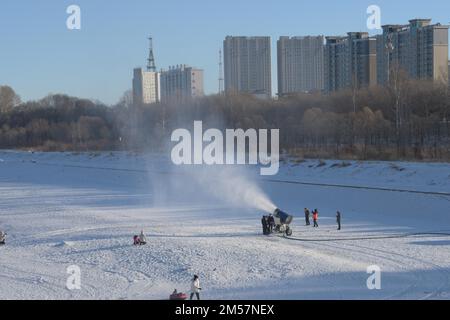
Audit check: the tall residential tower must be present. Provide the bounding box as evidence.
[324,32,377,93]
[376,19,449,85]
[223,36,272,98]
[277,36,325,95]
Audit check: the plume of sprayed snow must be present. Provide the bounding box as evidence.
[186,165,277,213]
[148,157,276,214]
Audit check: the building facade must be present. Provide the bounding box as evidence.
[324,32,377,93]
[160,65,204,103]
[132,68,161,105]
[277,36,324,95]
[376,19,449,85]
[223,36,272,98]
[324,36,347,92]
[351,33,377,89]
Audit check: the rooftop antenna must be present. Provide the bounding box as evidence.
[147,36,156,72]
[218,49,224,95]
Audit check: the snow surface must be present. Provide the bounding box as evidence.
[0,150,449,300]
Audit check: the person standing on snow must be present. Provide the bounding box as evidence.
[304,208,311,226]
[336,211,342,230]
[261,216,267,235]
[190,275,202,300]
[313,209,319,228]
[267,214,275,234]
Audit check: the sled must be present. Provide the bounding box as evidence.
[170,292,188,300]
[133,235,147,246]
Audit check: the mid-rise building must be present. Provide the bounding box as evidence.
[132,68,160,105]
[223,36,272,98]
[277,36,324,95]
[376,19,449,85]
[160,65,204,103]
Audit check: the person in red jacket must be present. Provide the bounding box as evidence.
[313,209,319,228]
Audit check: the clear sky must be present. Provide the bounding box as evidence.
[1,0,449,105]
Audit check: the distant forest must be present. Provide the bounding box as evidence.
[1,74,449,161]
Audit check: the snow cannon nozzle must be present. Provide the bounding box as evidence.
[272,208,293,225]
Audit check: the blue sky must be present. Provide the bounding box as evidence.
[1,0,449,105]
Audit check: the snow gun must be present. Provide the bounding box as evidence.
[272,208,293,236]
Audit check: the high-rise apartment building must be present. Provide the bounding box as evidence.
[160,65,204,103]
[350,33,377,89]
[324,32,377,93]
[376,19,449,85]
[132,68,161,105]
[324,36,347,93]
[223,36,272,98]
[277,36,325,95]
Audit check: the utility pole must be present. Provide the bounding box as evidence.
[147,36,157,72]
[352,44,358,113]
[218,49,224,95]
[385,32,402,152]
[385,33,394,84]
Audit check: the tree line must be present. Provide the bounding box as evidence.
[0,87,118,151]
[1,77,449,161]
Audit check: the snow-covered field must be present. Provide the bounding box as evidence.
[0,150,450,300]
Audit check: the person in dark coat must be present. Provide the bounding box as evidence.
[261,216,268,235]
[267,214,275,233]
[304,208,310,226]
[336,211,341,230]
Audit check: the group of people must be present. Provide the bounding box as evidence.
[0,230,6,245]
[261,214,275,235]
[170,275,202,300]
[261,209,343,235]
[304,208,319,227]
[304,209,342,230]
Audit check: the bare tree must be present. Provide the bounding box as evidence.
[117,89,133,109]
[0,86,21,113]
